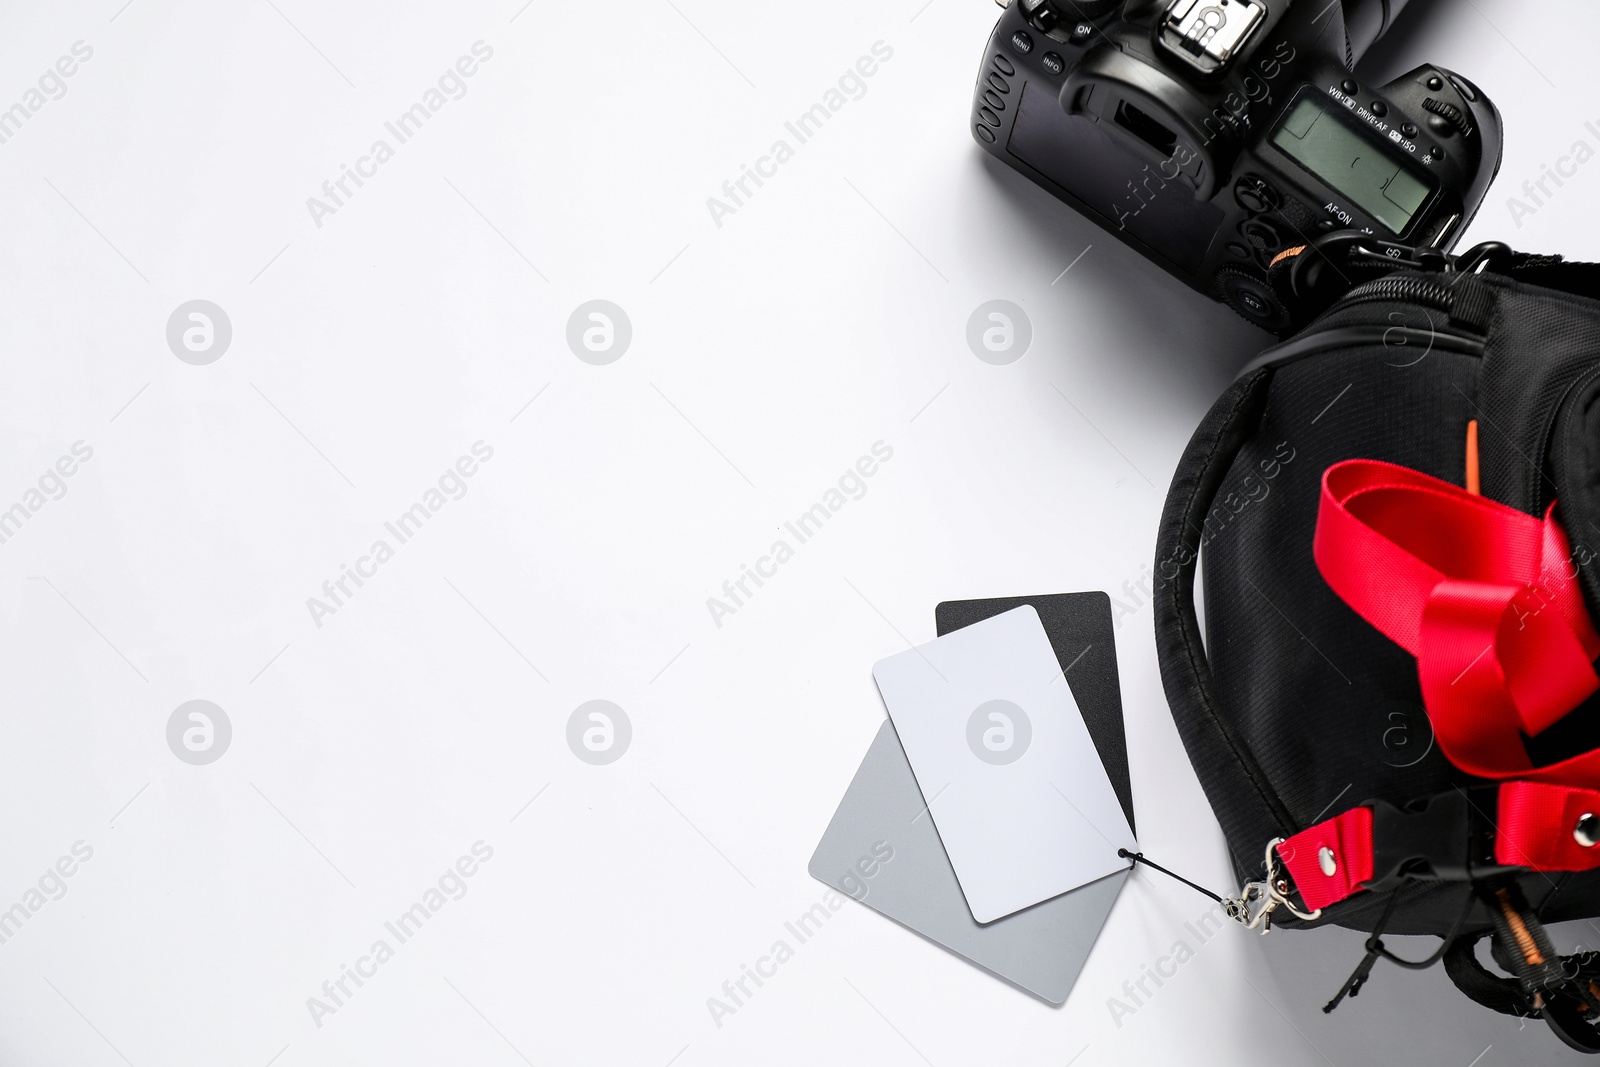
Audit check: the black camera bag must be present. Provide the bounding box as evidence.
[1154,245,1600,1051]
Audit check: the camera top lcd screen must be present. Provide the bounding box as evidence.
[1270,95,1433,235]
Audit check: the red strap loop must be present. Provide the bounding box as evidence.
[1314,459,1600,782]
[1271,460,1600,908]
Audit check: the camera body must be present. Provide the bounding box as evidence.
[971,0,1501,330]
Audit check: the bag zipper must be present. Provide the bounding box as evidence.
[1236,276,1486,378]
[1306,268,1594,518]
[1328,274,1460,317]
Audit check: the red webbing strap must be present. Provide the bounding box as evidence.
[1283,784,1600,910]
[1278,808,1374,912]
[1272,460,1600,909]
[1497,782,1600,871]
[1314,460,1600,779]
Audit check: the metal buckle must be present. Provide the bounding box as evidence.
[1223,837,1323,933]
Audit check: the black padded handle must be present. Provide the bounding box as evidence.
[1151,366,1297,882]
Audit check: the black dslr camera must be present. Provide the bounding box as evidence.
[971,0,1501,330]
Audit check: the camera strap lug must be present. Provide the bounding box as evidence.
[1452,241,1515,275]
[1280,232,1518,327]
[1347,244,1450,273]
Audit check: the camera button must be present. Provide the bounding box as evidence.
[992,54,1016,77]
[1218,269,1290,332]
[1341,79,1358,94]
[988,71,1011,94]
[1449,75,1478,102]
[1228,243,1251,260]
[1010,30,1034,54]
[975,124,997,144]
[1240,219,1282,253]
[979,106,1002,128]
[1402,122,1419,137]
[1370,101,1388,117]
[1233,175,1279,214]
[1041,52,1065,76]
[1069,21,1094,44]
[1427,75,1444,91]
[983,89,1006,111]
[1429,145,1445,161]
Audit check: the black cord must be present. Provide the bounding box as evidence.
[1375,882,1476,970]
[1324,882,1477,1013]
[1117,848,1225,905]
[1324,886,1406,1013]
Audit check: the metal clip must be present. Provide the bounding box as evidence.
[1222,838,1323,934]
[1450,241,1513,276]
[1223,879,1278,931]
[1347,243,1450,273]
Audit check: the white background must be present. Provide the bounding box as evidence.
[1,0,1597,1064]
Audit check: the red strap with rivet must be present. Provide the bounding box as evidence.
[1277,808,1374,912]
